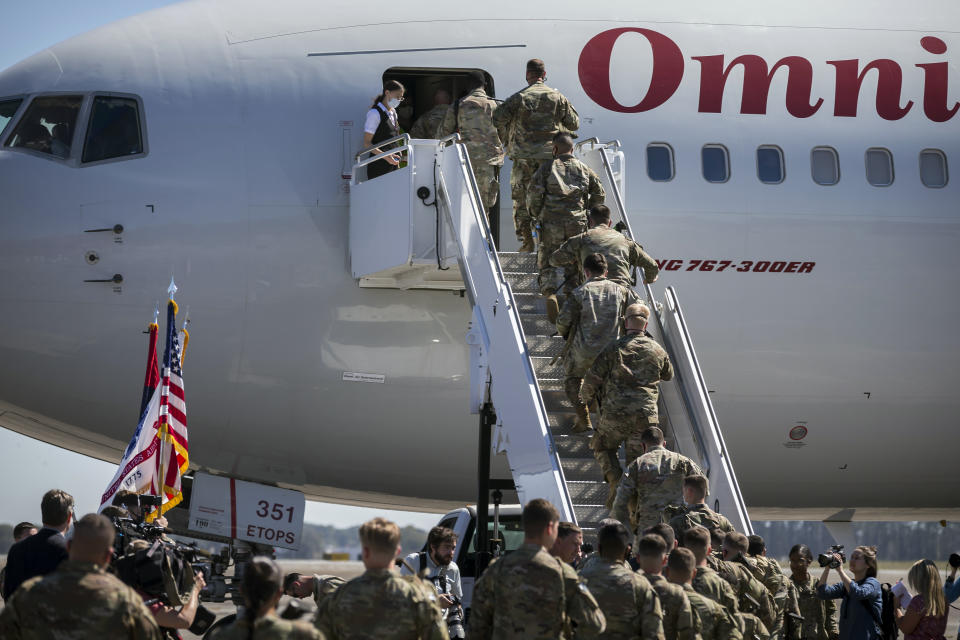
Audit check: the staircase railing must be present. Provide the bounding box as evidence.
[577,141,753,534]
[429,136,577,522]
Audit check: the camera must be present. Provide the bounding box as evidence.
[949,552,960,569]
[817,544,846,569]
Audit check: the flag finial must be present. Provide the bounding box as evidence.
[167,277,178,298]
[152,302,160,325]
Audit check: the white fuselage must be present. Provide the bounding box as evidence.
[0,0,957,519]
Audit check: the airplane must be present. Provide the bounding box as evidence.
[0,0,957,533]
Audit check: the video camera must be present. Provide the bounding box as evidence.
[949,552,960,569]
[817,544,846,569]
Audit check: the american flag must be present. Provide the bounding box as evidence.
[150,298,189,520]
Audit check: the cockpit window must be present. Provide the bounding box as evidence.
[0,98,23,138]
[82,96,143,163]
[5,95,82,158]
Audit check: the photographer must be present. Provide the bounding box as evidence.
[945,553,960,604]
[400,526,464,638]
[816,546,881,640]
[126,538,206,640]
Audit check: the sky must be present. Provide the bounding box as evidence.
[0,1,441,532]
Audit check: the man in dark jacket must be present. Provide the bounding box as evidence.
[2,489,73,599]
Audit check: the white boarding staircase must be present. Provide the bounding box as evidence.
[349,135,751,536]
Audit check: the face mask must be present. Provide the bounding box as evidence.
[387,97,401,109]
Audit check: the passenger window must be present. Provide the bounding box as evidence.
[0,98,23,138]
[757,146,784,184]
[5,95,83,159]
[646,143,674,181]
[919,149,948,188]
[702,144,729,183]
[811,146,840,185]
[83,96,144,164]
[865,148,894,186]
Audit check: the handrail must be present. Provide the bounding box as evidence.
[434,138,576,522]
[355,132,411,161]
[596,148,711,469]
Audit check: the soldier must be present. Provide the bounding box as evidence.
[556,253,630,433]
[493,58,580,252]
[551,204,660,302]
[527,132,604,320]
[719,532,778,633]
[577,522,664,640]
[746,535,802,640]
[468,498,605,640]
[668,475,735,544]
[666,548,743,640]
[608,428,701,533]
[0,513,161,640]
[787,544,839,640]
[682,526,740,616]
[637,533,697,640]
[211,557,324,640]
[410,88,451,139]
[284,572,346,609]
[436,72,504,212]
[583,302,682,511]
[315,517,448,640]
[644,523,679,551]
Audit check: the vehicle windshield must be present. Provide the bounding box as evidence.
[5,95,82,159]
[0,98,23,137]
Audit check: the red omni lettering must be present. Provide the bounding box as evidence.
[577,30,955,122]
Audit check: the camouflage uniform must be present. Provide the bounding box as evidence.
[583,332,678,511]
[668,504,735,544]
[578,559,664,640]
[717,558,776,631]
[312,573,346,608]
[555,275,629,420]
[691,564,740,615]
[609,445,702,535]
[740,612,771,640]
[493,80,579,246]
[410,105,450,139]
[527,154,604,296]
[790,573,838,640]
[468,542,605,640]
[551,225,660,304]
[740,557,799,640]
[315,568,448,640]
[0,560,161,639]
[209,614,325,640]
[684,584,744,640]
[436,88,504,210]
[645,574,697,640]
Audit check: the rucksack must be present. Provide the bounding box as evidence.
[861,582,898,640]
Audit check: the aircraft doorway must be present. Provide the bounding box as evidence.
[384,67,502,247]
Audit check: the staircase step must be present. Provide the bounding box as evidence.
[531,356,564,380]
[543,389,575,412]
[561,457,605,482]
[503,272,539,294]
[566,481,609,505]
[497,252,538,273]
[514,293,545,315]
[526,335,565,358]
[574,504,611,526]
[521,314,557,337]
[554,433,594,457]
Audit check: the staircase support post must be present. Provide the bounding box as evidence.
[476,402,496,576]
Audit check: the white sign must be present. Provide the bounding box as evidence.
[342,371,385,384]
[188,472,305,550]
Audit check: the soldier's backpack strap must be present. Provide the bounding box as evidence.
[418,551,428,575]
[453,96,463,133]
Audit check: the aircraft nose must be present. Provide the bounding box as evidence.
[0,49,64,96]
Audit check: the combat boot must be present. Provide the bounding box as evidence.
[545,294,559,324]
[518,225,535,253]
[571,404,592,434]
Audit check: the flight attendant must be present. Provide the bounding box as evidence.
[363,79,405,180]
